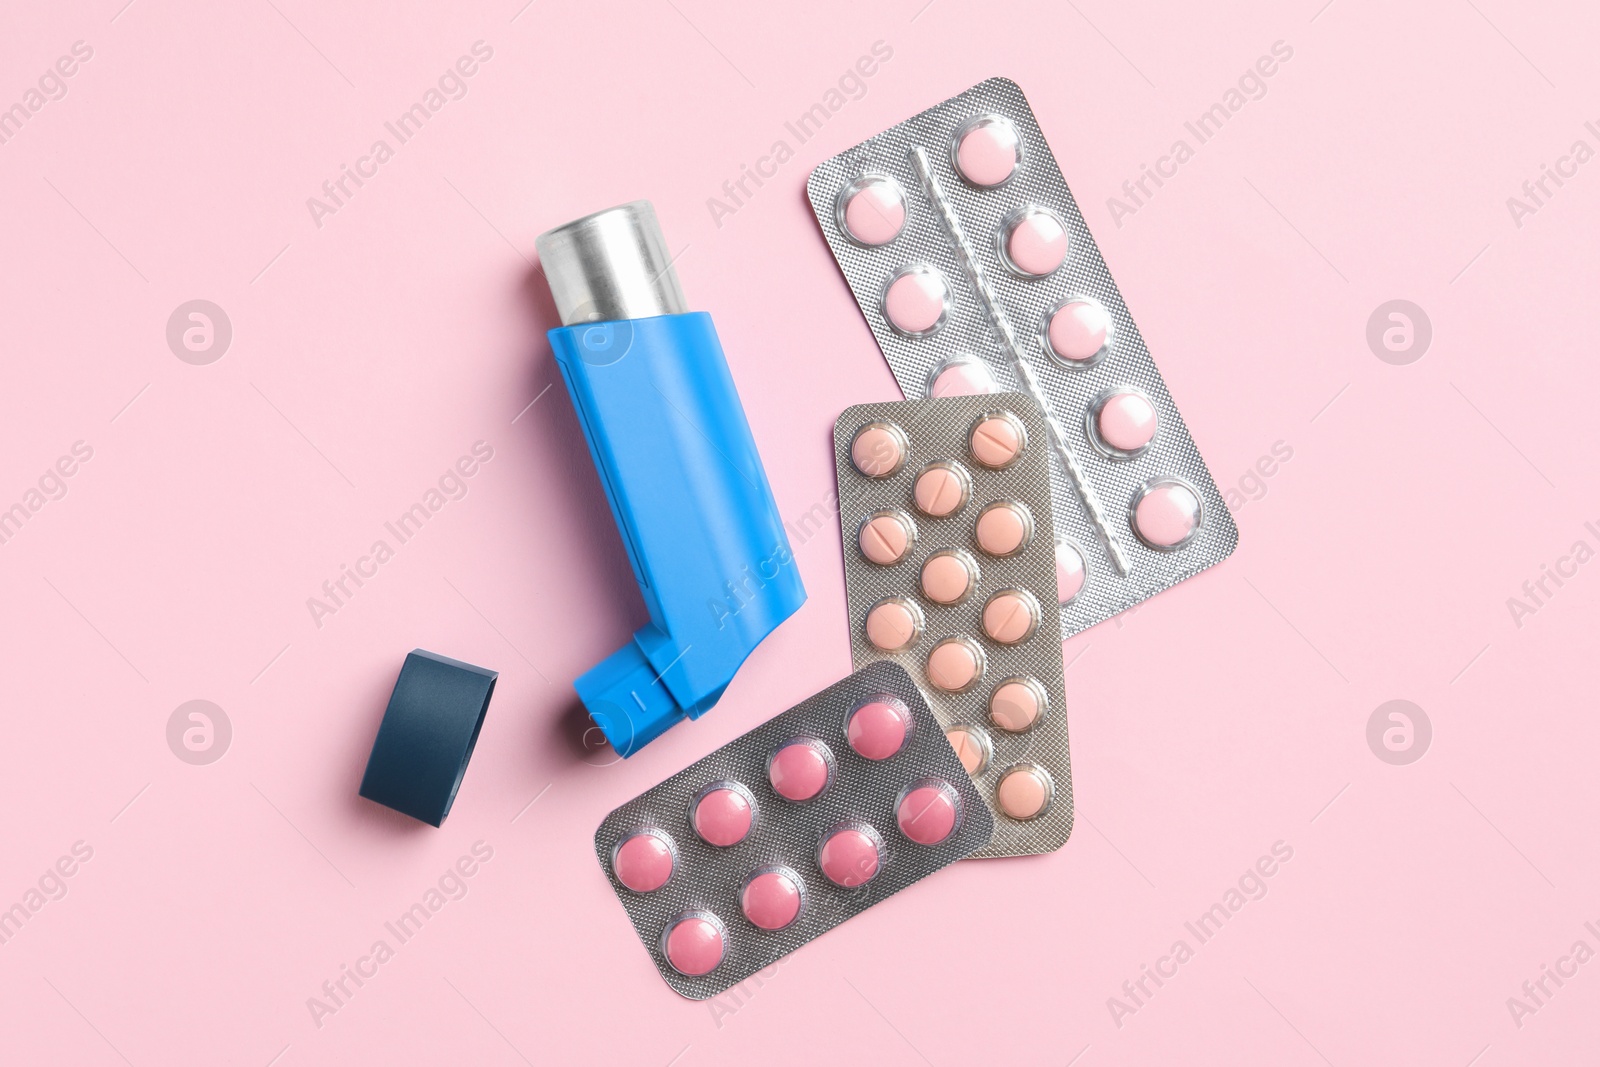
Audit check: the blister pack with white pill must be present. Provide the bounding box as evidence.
[834,393,1071,858]
[594,661,991,999]
[807,77,1238,638]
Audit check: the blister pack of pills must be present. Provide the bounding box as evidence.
[833,393,1072,858]
[594,661,992,999]
[807,77,1238,638]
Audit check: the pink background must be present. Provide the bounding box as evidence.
[3,0,1597,1063]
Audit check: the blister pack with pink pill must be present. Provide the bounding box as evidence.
[834,393,1071,858]
[807,77,1238,638]
[594,661,991,999]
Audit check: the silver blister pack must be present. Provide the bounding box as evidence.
[832,393,1072,858]
[807,76,1239,638]
[594,661,992,999]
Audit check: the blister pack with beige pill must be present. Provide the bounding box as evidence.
[833,392,1071,857]
[808,77,1238,638]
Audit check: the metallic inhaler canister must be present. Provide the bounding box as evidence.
[537,202,806,756]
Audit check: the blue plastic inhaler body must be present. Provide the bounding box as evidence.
[537,202,805,756]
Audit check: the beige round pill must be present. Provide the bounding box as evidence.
[969,411,1026,469]
[864,597,923,652]
[920,550,977,605]
[926,636,984,693]
[850,421,908,478]
[858,510,915,565]
[988,677,1047,732]
[974,500,1033,557]
[981,588,1040,645]
[945,724,991,776]
[996,764,1053,820]
[912,461,971,518]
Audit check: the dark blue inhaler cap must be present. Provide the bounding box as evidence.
[359,649,497,827]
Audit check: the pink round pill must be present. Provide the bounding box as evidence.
[818,825,884,888]
[768,739,832,802]
[927,637,984,693]
[663,913,726,976]
[954,115,1021,186]
[741,867,805,931]
[996,765,1053,820]
[613,830,675,893]
[1002,208,1068,277]
[692,783,754,847]
[897,781,960,846]
[975,500,1032,557]
[865,597,923,652]
[929,360,996,397]
[1095,390,1158,454]
[989,678,1046,732]
[884,268,949,335]
[859,511,914,565]
[850,421,907,478]
[1133,480,1202,549]
[920,549,976,605]
[846,698,911,761]
[839,176,906,246]
[982,588,1040,645]
[1055,540,1086,603]
[1046,299,1112,365]
[969,412,1026,468]
[913,462,970,518]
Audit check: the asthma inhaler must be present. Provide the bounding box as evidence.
[537,202,806,756]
